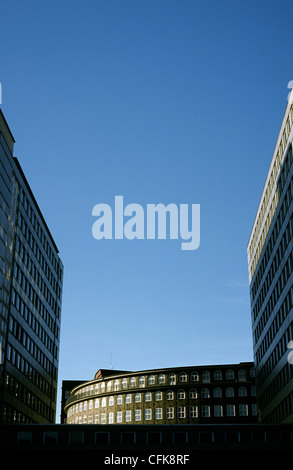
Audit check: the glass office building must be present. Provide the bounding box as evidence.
[0,109,63,423]
[247,91,293,423]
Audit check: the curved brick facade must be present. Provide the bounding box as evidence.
[64,363,257,425]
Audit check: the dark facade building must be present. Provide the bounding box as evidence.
[1,423,293,458]
[247,91,293,423]
[63,363,257,425]
[0,109,63,423]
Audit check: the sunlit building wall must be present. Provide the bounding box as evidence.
[63,363,257,425]
[247,90,293,423]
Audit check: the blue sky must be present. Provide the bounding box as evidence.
[1,0,292,420]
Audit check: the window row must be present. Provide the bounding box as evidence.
[76,368,253,397]
[69,385,255,413]
[257,323,293,401]
[248,110,292,279]
[252,204,293,314]
[3,373,55,422]
[6,324,58,380]
[68,404,257,424]
[18,188,63,282]
[11,287,59,348]
[9,312,59,367]
[15,235,62,304]
[252,201,293,323]
[14,257,61,322]
[255,288,293,366]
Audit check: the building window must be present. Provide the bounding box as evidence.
[134,393,141,403]
[169,373,176,385]
[201,388,210,398]
[179,372,187,382]
[107,381,112,391]
[130,377,136,388]
[201,406,210,417]
[189,406,198,418]
[189,389,197,399]
[89,400,93,409]
[101,413,106,424]
[238,369,246,381]
[125,410,131,422]
[108,412,114,424]
[226,370,234,380]
[116,411,122,423]
[177,389,185,399]
[108,396,114,406]
[214,405,223,417]
[125,394,132,404]
[177,407,186,419]
[139,376,145,388]
[145,392,152,402]
[148,375,155,385]
[101,397,107,407]
[166,407,174,419]
[226,405,235,417]
[213,387,222,398]
[158,374,165,384]
[155,391,162,401]
[202,371,210,383]
[114,380,120,391]
[166,390,174,400]
[122,378,128,389]
[145,409,152,421]
[117,395,122,405]
[226,387,234,397]
[191,371,199,382]
[239,404,248,416]
[135,409,141,421]
[155,408,163,420]
[238,386,247,397]
[214,370,222,381]
[95,399,99,409]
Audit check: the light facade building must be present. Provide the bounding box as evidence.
[247,90,293,423]
[63,363,257,425]
[0,110,63,423]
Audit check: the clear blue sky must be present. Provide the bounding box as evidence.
[1,0,292,420]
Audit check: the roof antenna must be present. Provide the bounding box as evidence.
[110,352,113,370]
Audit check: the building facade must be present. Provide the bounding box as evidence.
[63,363,257,425]
[247,90,293,423]
[0,109,63,423]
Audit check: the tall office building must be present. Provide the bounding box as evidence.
[0,110,63,423]
[247,90,293,423]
